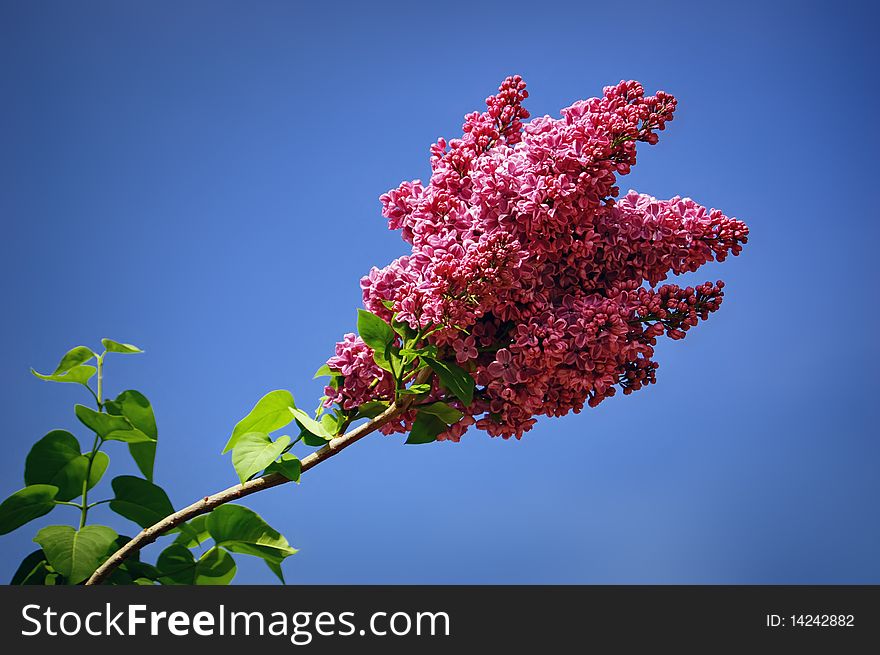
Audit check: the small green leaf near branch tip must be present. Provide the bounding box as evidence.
[223,390,296,454]
[406,412,447,445]
[0,485,58,535]
[231,432,291,484]
[320,412,340,437]
[34,524,118,585]
[265,454,301,482]
[52,346,97,374]
[101,338,143,354]
[300,430,329,447]
[31,365,97,386]
[313,364,338,379]
[291,407,332,440]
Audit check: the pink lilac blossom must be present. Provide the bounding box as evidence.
[324,77,749,440]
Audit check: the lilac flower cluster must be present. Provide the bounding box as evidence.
[325,77,748,440]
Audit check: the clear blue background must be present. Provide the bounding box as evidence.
[1,0,877,584]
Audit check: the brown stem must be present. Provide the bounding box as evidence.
[85,369,432,586]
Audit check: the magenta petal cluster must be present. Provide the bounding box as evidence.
[325,77,748,440]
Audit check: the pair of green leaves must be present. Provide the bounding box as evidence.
[159,505,297,584]
[30,339,142,386]
[231,434,300,484]
[74,390,158,480]
[223,390,315,484]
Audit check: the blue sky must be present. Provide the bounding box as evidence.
[1,0,878,583]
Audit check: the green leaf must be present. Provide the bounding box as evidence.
[355,400,390,419]
[207,504,296,582]
[126,441,156,481]
[424,358,475,406]
[291,407,332,440]
[34,524,117,584]
[101,338,143,354]
[358,309,395,351]
[104,428,154,443]
[300,430,328,447]
[75,404,155,444]
[155,544,196,585]
[320,412,340,436]
[105,535,161,585]
[24,431,109,502]
[31,364,97,385]
[109,476,175,529]
[105,390,157,437]
[125,562,161,581]
[265,454,301,482]
[195,547,237,585]
[88,452,110,489]
[265,560,285,582]
[399,383,431,396]
[313,364,338,379]
[417,401,464,424]
[54,346,97,374]
[400,345,439,360]
[391,318,419,345]
[10,550,52,585]
[406,412,447,445]
[231,432,291,484]
[0,485,58,535]
[156,544,236,585]
[173,515,210,549]
[25,430,86,502]
[223,390,296,453]
[357,309,396,371]
[106,390,158,481]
